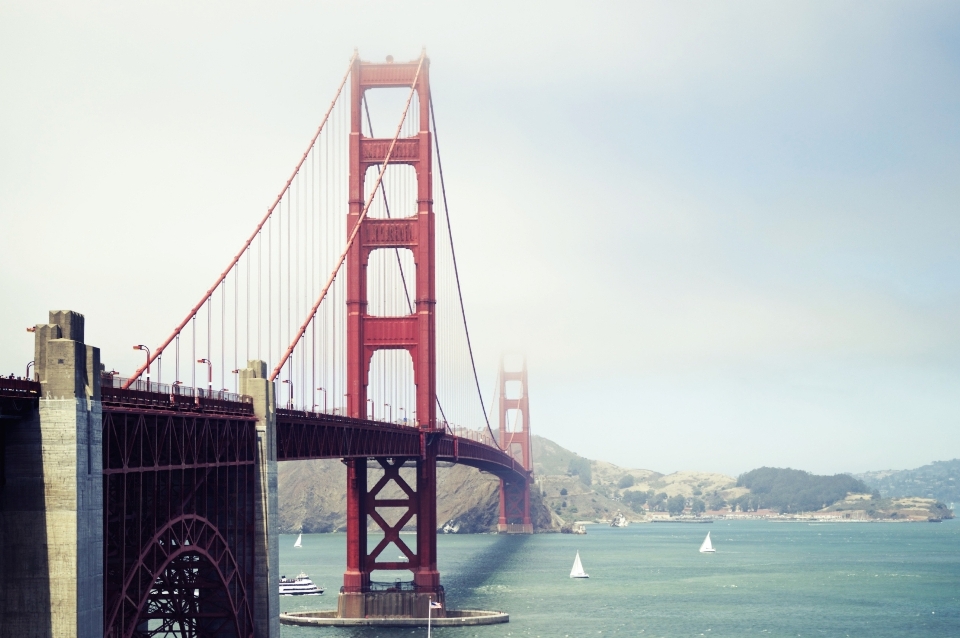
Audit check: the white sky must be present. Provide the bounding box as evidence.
[2,1,959,476]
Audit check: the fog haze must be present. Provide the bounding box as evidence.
[2,1,959,476]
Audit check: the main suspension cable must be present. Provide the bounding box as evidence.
[271,52,426,382]
[429,93,499,447]
[123,52,357,389]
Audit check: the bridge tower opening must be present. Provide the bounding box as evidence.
[342,53,442,618]
[498,355,534,534]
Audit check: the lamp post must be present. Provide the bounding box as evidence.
[197,358,212,396]
[398,407,405,424]
[231,369,240,394]
[316,387,327,413]
[385,403,392,423]
[25,360,34,381]
[134,345,151,389]
[282,379,293,409]
[367,398,375,421]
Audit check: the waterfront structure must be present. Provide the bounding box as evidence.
[0,51,531,637]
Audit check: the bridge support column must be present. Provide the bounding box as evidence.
[0,311,102,638]
[497,356,534,534]
[240,361,279,638]
[338,449,445,620]
[414,442,440,592]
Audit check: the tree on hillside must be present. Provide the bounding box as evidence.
[622,489,650,513]
[667,495,686,516]
[618,474,635,488]
[567,457,592,486]
[648,492,668,512]
[691,498,706,516]
[737,467,871,513]
[706,493,726,511]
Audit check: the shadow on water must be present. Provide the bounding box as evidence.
[441,534,532,599]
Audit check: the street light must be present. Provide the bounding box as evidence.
[134,345,151,389]
[398,407,405,424]
[384,403,392,423]
[316,387,327,413]
[282,379,293,409]
[366,398,375,421]
[197,358,212,396]
[25,360,34,381]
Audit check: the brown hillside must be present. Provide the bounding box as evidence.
[278,459,554,534]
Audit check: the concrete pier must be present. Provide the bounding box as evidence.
[240,360,280,638]
[0,311,103,638]
[281,609,509,627]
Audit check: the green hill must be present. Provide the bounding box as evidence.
[857,459,960,506]
[734,467,871,513]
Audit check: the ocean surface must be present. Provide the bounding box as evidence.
[279,520,960,637]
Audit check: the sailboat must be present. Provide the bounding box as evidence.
[570,551,589,578]
[699,531,715,553]
[293,533,302,549]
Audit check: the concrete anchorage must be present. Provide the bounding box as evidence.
[240,360,280,638]
[0,311,103,638]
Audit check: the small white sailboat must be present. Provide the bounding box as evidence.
[570,550,589,578]
[699,531,715,553]
[293,533,302,549]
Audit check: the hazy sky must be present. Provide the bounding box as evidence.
[3,2,959,476]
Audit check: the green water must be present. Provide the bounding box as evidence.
[279,520,960,637]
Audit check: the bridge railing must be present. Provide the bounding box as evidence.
[0,375,41,399]
[101,374,253,414]
[340,582,446,595]
[444,423,499,449]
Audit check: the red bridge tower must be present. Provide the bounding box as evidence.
[498,356,534,533]
[342,53,442,617]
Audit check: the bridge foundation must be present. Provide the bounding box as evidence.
[239,361,280,638]
[0,310,103,638]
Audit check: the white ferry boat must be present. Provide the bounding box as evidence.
[279,572,324,596]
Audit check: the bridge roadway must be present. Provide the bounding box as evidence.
[94,381,528,480]
[1,372,528,638]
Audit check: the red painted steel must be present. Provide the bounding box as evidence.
[101,399,258,638]
[343,53,442,596]
[0,376,41,400]
[275,410,529,480]
[123,53,357,389]
[498,357,533,531]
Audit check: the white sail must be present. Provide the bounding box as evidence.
[294,533,302,548]
[570,551,589,578]
[699,532,715,553]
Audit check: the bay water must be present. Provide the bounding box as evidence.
[279,520,960,637]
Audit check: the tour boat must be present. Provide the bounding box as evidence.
[279,572,324,595]
[293,533,302,548]
[570,551,589,578]
[699,531,715,553]
[610,510,629,527]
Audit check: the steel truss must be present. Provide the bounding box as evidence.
[276,409,530,479]
[102,406,258,638]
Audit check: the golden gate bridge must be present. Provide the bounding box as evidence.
[0,51,534,637]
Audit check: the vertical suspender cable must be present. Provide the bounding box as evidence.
[429,94,497,446]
